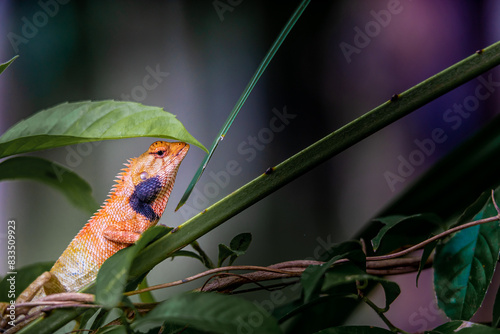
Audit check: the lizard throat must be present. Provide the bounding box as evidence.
[129,176,163,222]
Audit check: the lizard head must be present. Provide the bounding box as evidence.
[124,141,190,222]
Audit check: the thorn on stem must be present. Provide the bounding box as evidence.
[390,94,399,102]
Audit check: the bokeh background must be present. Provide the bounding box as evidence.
[1,0,500,331]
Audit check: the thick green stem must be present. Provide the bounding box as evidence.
[130,41,500,279]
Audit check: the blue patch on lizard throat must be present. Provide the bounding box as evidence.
[129,176,162,221]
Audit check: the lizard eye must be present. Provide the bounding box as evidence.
[140,171,149,181]
[155,150,165,157]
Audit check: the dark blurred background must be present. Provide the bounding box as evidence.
[1,0,500,330]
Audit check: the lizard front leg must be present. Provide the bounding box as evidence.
[103,223,144,245]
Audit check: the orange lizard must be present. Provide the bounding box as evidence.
[1,141,189,332]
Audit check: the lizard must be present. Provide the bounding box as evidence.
[0,140,189,332]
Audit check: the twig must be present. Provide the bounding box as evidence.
[199,272,271,292]
[125,265,302,296]
[367,190,500,261]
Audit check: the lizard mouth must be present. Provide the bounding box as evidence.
[173,142,189,158]
[166,142,189,166]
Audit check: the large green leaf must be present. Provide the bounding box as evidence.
[132,292,282,334]
[434,192,500,320]
[0,56,18,76]
[0,156,98,213]
[0,100,207,159]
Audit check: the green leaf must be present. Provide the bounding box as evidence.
[230,232,252,254]
[302,241,365,303]
[95,225,170,309]
[302,256,347,304]
[434,192,500,320]
[218,232,252,267]
[0,262,53,301]
[316,326,393,334]
[0,156,99,213]
[277,295,358,332]
[371,213,443,252]
[137,277,155,304]
[217,244,235,267]
[17,308,86,334]
[95,325,128,334]
[171,249,204,263]
[190,240,215,269]
[321,263,400,311]
[132,292,282,334]
[0,100,207,159]
[427,320,500,333]
[86,309,110,331]
[76,309,102,332]
[0,56,18,76]
[416,240,438,287]
[161,324,208,334]
[176,0,311,210]
[451,191,491,228]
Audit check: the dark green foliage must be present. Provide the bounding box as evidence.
[0,156,98,213]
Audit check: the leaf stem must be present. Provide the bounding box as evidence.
[190,241,215,269]
[361,294,409,334]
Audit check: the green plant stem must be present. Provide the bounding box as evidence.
[129,40,500,280]
[190,240,215,269]
[362,295,409,334]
